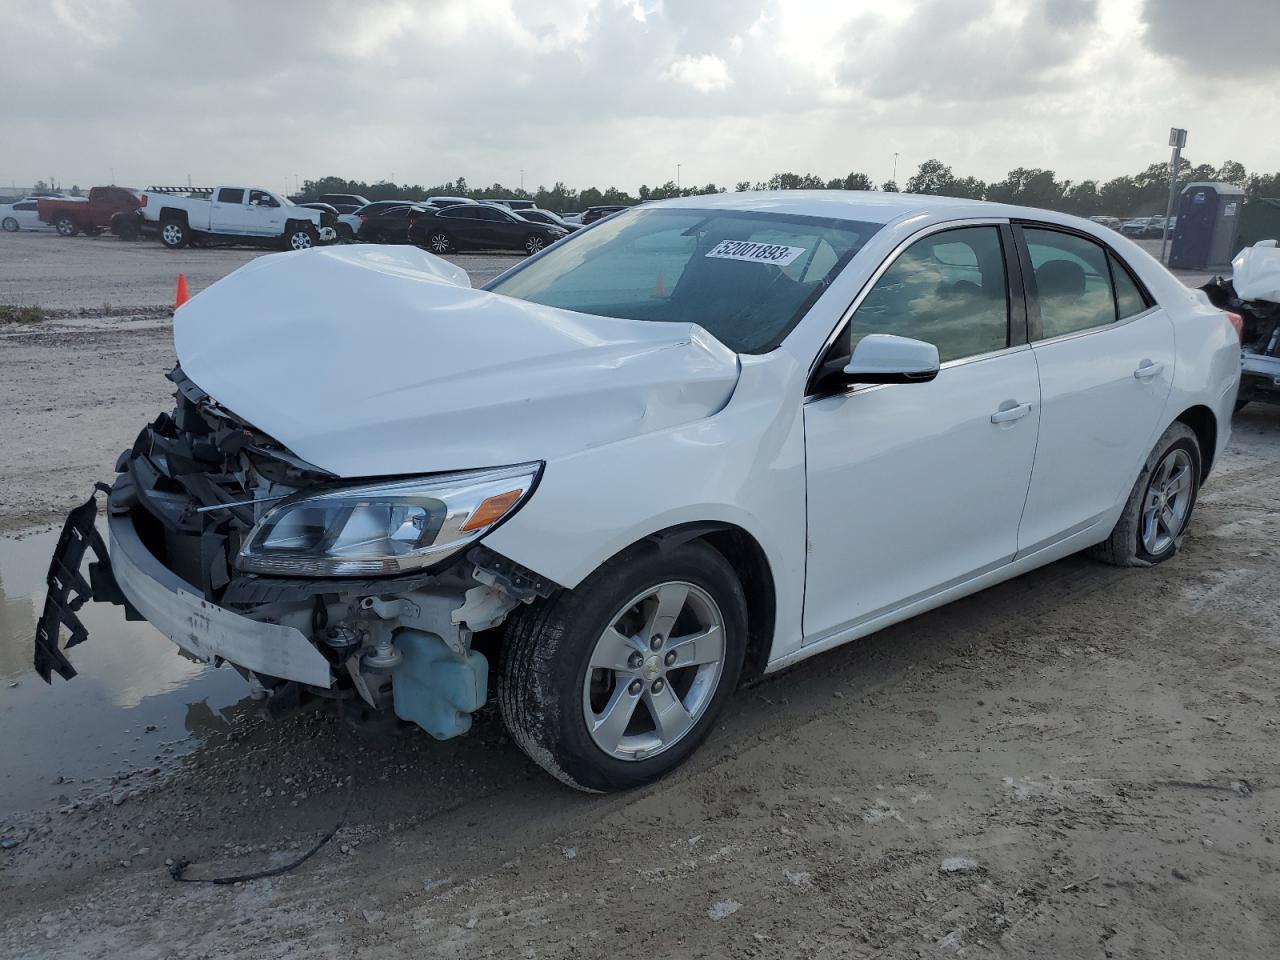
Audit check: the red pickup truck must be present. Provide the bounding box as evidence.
[37,187,143,237]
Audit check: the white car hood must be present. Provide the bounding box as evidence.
[174,245,740,477]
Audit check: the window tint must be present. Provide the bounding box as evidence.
[851,226,1009,364]
[217,188,245,204]
[248,190,277,207]
[1109,253,1149,319]
[16,201,36,211]
[473,207,508,221]
[1024,228,1116,338]
[488,208,879,353]
[439,207,471,219]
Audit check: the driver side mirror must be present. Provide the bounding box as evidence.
[842,334,940,384]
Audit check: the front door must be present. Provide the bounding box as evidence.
[803,223,1041,642]
[1013,225,1175,553]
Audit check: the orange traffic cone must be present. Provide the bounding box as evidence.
[174,273,190,309]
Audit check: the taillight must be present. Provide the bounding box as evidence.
[1225,311,1244,342]
[138,194,147,207]
[358,214,366,224]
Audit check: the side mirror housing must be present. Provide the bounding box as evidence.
[843,334,940,384]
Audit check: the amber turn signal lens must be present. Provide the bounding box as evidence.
[459,489,524,532]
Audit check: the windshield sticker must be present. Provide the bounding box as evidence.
[705,239,806,267]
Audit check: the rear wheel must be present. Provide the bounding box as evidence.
[159,219,188,249]
[55,215,78,237]
[1,217,17,232]
[426,230,453,254]
[524,233,546,255]
[499,541,747,792]
[1090,422,1201,566]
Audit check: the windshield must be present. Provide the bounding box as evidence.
[486,207,880,353]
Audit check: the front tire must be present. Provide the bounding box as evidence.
[284,225,318,251]
[524,233,546,255]
[499,541,747,793]
[1091,422,1201,566]
[55,215,78,237]
[426,230,453,254]
[1,217,17,232]
[159,219,188,249]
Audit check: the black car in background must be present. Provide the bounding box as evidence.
[317,193,370,214]
[482,198,537,211]
[409,204,569,255]
[581,204,629,225]
[516,208,582,232]
[357,204,428,243]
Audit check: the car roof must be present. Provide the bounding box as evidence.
[647,190,1109,231]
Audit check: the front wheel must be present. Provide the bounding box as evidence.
[1,217,17,232]
[284,225,318,251]
[524,233,546,255]
[55,215,78,237]
[426,230,453,254]
[1091,422,1201,566]
[499,541,747,792]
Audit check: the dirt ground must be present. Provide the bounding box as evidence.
[1,237,1278,959]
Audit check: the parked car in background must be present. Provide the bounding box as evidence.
[482,198,537,210]
[581,204,630,225]
[516,207,582,232]
[35,187,142,237]
[140,185,329,250]
[356,204,428,243]
[1089,216,1121,230]
[1120,217,1155,237]
[40,192,1240,794]
[316,193,370,215]
[426,196,476,208]
[293,203,341,243]
[409,203,569,254]
[0,198,52,231]
[558,211,583,224]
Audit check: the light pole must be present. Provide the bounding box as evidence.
[892,152,899,185]
[677,163,681,191]
[520,169,524,191]
[1160,127,1186,265]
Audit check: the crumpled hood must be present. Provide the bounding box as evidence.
[174,245,740,477]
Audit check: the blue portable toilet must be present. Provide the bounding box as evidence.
[1168,182,1244,271]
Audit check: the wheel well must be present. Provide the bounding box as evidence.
[645,522,777,681]
[1175,405,1217,480]
[159,208,188,226]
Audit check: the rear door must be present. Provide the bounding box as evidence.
[211,188,246,233]
[1013,224,1174,553]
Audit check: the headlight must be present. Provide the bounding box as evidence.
[236,462,540,577]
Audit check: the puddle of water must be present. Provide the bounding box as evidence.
[0,524,249,816]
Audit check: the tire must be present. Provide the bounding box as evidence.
[426,230,453,254]
[116,219,139,242]
[55,215,78,237]
[284,225,318,251]
[1,217,17,232]
[338,224,355,243]
[524,233,546,256]
[159,219,188,249]
[499,540,747,793]
[1090,422,1201,566]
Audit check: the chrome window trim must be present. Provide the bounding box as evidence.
[1029,303,1161,348]
[805,217,1012,394]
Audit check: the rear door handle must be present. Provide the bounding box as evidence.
[1134,359,1164,379]
[990,401,1032,424]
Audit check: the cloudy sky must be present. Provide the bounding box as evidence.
[3,0,1279,195]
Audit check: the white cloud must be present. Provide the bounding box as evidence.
[663,53,732,92]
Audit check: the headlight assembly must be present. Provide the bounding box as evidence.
[236,462,540,577]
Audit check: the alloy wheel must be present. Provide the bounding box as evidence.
[161,223,182,245]
[57,218,75,236]
[582,581,726,761]
[429,233,450,253]
[525,235,545,254]
[290,230,313,250]
[1141,448,1194,555]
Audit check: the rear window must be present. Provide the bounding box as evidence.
[486,208,880,353]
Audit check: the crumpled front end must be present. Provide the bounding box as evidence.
[35,368,555,741]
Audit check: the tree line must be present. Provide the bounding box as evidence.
[302,159,1279,217]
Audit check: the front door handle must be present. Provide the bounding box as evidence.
[1134,359,1164,379]
[990,401,1032,424]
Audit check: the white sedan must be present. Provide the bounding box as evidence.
[39,192,1240,793]
[1,198,52,231]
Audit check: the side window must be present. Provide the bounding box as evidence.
[1024,228,1116,338]
[440,207,470,219]
[217,188,245,204]
[248,190,277,207]
[1109,253,1151,319]
[851,226,1009,364]
[16,201,36,211]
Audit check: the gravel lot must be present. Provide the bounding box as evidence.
[1,234,1277,959]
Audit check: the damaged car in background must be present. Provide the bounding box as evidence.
[36,194,1240,792]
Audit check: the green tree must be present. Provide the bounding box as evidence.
[985,167,1065,208]
[1216,160,1247,185]
[734,180,753,192]
[1246,172,1280,199]
[949,176,986,200]
[881,179,899,192]
[1062,179,1102,217]
[842,172,875,191]
[904,159,955,195]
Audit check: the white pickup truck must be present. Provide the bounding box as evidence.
[140,186,332,250]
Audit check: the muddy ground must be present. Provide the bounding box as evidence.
[1,237,1278,959]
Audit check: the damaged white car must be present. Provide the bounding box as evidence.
[35,193,1241,792]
